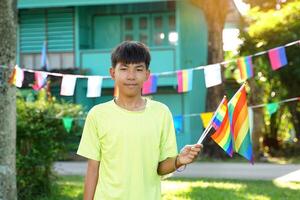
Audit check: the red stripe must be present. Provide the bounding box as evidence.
[231,87,247,139]
[211,109,229,143]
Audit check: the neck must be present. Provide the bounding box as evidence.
[114,95,146,111]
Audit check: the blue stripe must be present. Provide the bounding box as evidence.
[151,75,158,93]
[278,47,288,66]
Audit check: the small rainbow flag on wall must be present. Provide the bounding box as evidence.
[142,74,158,95]
[268,46,288,70]
[32,72,48,91]
[237,56,254,80]
[177,69,193,93]
[228,84,253,163]
[211,96,233,157]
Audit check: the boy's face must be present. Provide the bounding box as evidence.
[110,62,150,98]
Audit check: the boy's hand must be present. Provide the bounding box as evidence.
[177,144,203,165]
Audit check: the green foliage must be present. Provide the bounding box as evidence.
[16,89,84,200]
[239,1,300,155]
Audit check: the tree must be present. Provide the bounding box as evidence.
[239,1,300,155]
[190,0,230,111]
[190,0,231,158]
[244,0,294,10]
[0,0,17,199]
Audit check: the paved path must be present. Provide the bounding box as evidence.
[53,161,300,182]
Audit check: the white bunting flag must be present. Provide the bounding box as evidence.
[60,75,77,96]
[87,76,103,98]
[15,66,24,88]
[204,64,222,88]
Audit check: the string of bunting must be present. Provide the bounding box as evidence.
[52,96,299,133]
[6,39,300,97]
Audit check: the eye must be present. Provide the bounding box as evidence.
[137,68,144,71]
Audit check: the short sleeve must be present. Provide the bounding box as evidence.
[159,108,178,162]
[77,110,101,161]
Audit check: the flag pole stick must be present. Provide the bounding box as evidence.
[197,124,213,144]
[196,96,226,144]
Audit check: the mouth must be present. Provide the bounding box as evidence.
[124,83,138,86]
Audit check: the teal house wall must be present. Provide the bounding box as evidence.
[17,0,208,149]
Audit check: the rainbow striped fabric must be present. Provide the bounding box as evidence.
[211,96,233,157]
[32,72,48,91]
[268,46,288,70]
[142,74,158,95]
[228,84,253,163]
[177,69,193,93]
[8,65,24,88]
[237,56,254,80]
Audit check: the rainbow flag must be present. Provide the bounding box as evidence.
[142,74,158,95]
[177,69,193,93]
[211,96,233,157]
[32,72,48,91]
[237,56,253,80]
[268,46,288,70]
[228,84,253,163]
[8,65,24,88]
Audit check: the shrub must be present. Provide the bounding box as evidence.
[16,90,83,199]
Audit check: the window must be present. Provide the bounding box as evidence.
[21,53,74,70]
[122,13,176,47]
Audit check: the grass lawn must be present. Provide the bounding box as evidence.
[39,176,300,200]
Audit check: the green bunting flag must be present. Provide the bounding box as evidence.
[62,117,73,133]
[266,103,279,115]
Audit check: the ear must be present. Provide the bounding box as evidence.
[110,67,115,80]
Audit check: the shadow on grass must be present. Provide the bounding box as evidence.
[162,178,300,200]
[38,176,84,200]
[38,176,300,200]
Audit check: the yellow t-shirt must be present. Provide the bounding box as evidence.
[77,99,178,200]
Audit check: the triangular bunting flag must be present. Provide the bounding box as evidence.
[266,102,279,116]
[200,112,214,128]
[62,117,73,133]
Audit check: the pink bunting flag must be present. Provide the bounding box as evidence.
[142,74,158,95]
[268,46,288,70]
[32,72,48,91]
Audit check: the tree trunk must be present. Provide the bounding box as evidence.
[0,0,17,199]
[190,0,229,110]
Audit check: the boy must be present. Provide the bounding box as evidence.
[77,41,202,200]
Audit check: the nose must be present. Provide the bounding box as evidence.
[126,70,136,80]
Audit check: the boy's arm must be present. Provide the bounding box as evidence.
[157,144,203,175]
[84,159,100,200]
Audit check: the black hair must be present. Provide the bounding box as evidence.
[111,41,151,69]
